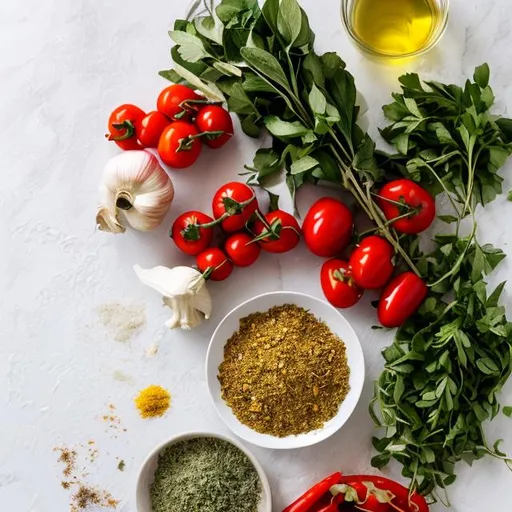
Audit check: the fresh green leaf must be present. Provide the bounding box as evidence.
[503,406,512,418]
[309,84,327,115]
[474,63,490,89]
[240,47,291,92]
[264,116,310,138]
[169,31,211,62]
[290,155,319,175]
[277,0,302,47]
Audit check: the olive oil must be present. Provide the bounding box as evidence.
[353,0,440,56]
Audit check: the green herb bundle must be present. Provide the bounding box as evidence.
[371,68,512,501]
[162,0,419,269]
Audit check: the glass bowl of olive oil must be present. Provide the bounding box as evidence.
[341,0,449,59]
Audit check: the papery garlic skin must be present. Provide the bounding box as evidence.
[134,265,212,330]
[97,151,174,233]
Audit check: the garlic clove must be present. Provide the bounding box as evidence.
[134,265,212,330]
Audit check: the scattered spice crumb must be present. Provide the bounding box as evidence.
[97,301,146,343]
[71,484,118,512]
[101,403,126,435]
[55,447,77,478]
[117,460,125,472]
[146,343,159,357]
[134,385,171,419]
[55,445,119,511]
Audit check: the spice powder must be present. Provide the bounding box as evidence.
[218,304,351,437]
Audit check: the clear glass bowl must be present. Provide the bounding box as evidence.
[341,0,450,60]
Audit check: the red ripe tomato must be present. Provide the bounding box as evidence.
[225,233,260,267]
[378,272,428,328]
[107,104,146,150]
[171,211,214,256]
[302,197,354,258]
[196,248,233,281]
[158,122,202,169]
[157,84,203,121]
[253,210,301,253]
[349,236,394,290]
[377,179,436,234]
[138,111,170,148]
[212,182,258,232]
[320,259,363,309]
[195,105,234,149]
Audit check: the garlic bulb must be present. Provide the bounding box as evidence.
[134,265,212,330]
[96,151,174,233]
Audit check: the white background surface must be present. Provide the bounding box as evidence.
[1,0,512,511]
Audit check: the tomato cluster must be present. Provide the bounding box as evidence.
[302,184,434,328]
[171,182,302,281]
[107,84,234,168]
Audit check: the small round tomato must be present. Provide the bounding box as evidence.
[378,271,428,328]
[320,259,363,309]
[171,211,214,256]
[195,105,234,149]
[212,182,258,232]
[157,84,203,121]
[377,179,436,234]
[158,121,202,169]
[253,210,301,253]
[303,197,354,258]
[349,236,394,290]
[107,104,146,150]
[196,248,233,281]
[225,233,260,267]
[138,111,170,148]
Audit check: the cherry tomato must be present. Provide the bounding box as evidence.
[157,84,203,121]
[349,236,394,290]
[195,105,234,149]
[171,211,214,256]
[196,248,233,281]
[158,121,202,169]
[320,259,363,309]
[212,182,258,232]
[378,271,428,328]
[107,104,146,150]
[253,210,301,253]
[302,197,354,258]
[225,232,260,267]
[138,111,170,148]
[377,179,436,234]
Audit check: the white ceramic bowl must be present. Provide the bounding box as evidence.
[136,431,272,512]
[206,291,366,449]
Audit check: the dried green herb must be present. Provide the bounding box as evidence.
[150,437,261,512]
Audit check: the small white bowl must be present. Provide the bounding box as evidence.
[206,291,366,450]
[136,431,272,512]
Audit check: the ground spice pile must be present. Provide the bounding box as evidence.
[134,385,171,418]
[150,437,261,512]
[218,304,351,437]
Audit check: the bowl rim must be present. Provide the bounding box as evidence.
[205,290,366,449]
[135,430,272,512]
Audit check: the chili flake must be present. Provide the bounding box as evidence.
[218,304,351,437]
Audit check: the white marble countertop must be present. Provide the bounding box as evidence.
[2,0,512,511]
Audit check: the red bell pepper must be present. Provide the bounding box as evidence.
[283,472,343,512]
[332,475,429,512]
[311,494,345,512]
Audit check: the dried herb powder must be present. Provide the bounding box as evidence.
[218,304,351,437]
[150,437,261,512]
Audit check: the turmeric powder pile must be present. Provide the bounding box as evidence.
[134,385,171,419]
